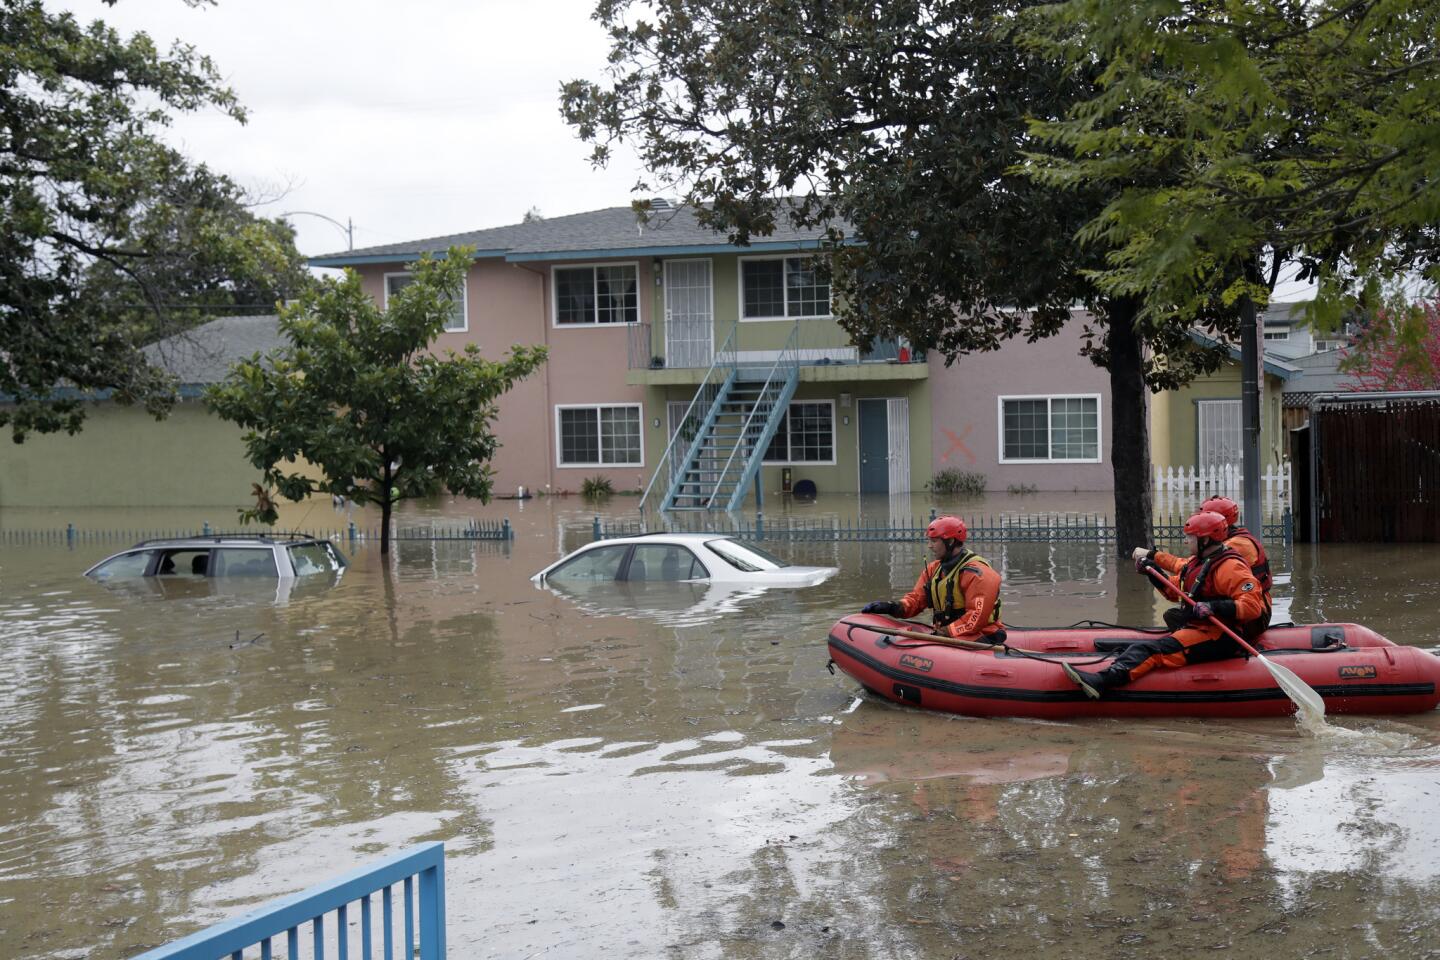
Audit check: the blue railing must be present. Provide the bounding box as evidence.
[132,842,445,960]
[641,323,739,512]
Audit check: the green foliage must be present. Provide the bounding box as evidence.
[929,469,987,497]
[1006,483,1038,496]
[581,475,615,500]
[0,0,310,441]
[1021,0,1440,341]
[204,248,547,554]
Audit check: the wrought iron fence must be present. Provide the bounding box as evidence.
[595,509,1293,547]
[0,518,513,548]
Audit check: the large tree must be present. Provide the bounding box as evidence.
[1,0,309,441]
[1021,0,1440,358]
[205,249,548,556]
[562,0,1243,552]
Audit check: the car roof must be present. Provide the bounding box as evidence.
[120,535,331,549]
[595,533,732,545]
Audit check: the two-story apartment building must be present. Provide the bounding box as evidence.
[312,202,1117,506]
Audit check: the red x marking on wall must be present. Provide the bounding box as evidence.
[941,425,976,464]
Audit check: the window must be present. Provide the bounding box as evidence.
[212,548,278,577]
[384,273,467,332]
[740,257,830,319]
[762,401,835,464]
[1263,328,1290,341]
[554,264,639,325]
[557,404,643,466]
[288,543,345,576]
[88,550,156,579]
[626,544,706,581]
[547,545,630,581]
[999,395,1100,462]
[706,539,788,571]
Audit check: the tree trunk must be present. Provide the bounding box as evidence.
[380,462,393,556]
[1106,296,1153,559]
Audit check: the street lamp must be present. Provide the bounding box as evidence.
[280,210,353,251]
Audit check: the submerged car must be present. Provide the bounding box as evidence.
[84,534,348,580]
[531,533,837,587]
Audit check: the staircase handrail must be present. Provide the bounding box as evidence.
[639,323,738,513]
[706,322,801,507]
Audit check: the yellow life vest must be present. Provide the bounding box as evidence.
[927,550,1001,627]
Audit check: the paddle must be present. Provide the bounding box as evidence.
[1143,564,1326,724]
[842,618,1001,651]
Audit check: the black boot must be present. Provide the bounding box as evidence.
[1062,663,1126,699]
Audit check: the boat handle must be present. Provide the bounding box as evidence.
[1045,641,1083,651]
[1383,647,1395,666]
[1189,673,1223,683]
[977,668,1014,679]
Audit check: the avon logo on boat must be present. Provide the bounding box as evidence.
[899,654,934,673]
[1338,665,1377,679]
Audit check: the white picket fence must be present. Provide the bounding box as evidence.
[1152,463,1292,512]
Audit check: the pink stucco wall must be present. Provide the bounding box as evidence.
[357,258,653,496]
[928,314,1116,491]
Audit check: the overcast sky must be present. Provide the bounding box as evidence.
[54,0,650,259]
[48,0,1329,300]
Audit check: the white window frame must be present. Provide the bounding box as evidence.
[997,393,1103,464]
[737,254,832,322]
[382,271,468,333]
[1263,328,1290,341]
[761,399,837,466]
[551,261,642,328]
[554,403,645,468]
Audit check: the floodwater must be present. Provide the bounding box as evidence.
[2,495,1439,960]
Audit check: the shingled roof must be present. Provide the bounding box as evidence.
[142,314,283,389]
[309,202,844,268]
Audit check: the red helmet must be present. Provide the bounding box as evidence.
[1184,510,1229,541]
[1200,496,1239,526]
[927,516,967,543]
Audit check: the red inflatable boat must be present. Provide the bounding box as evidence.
[827,614,1440,719]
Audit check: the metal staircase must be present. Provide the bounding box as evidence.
[640,323,800,513]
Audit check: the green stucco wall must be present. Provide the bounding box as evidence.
[1158,362,1287,470]
[0,401,263,507]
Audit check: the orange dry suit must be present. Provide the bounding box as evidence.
[898,549,1005,642]
[1114,547,1269,682]
[1152,525,1273,637]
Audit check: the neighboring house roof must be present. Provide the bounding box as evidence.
[309,202,845,268]
[1186,330,1299,381]
[1280,348,1360,406]
[142,314,283,392]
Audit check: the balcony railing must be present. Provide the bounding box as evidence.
[629,319,923,371]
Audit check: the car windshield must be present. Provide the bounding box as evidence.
[88,550,155,579]
[288,542,346,576]
[704,538,788,572]
[546,544,629,581]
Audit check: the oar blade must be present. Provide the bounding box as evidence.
[1259,653,1327,725]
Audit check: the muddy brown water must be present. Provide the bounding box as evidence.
[2,496,1439,960]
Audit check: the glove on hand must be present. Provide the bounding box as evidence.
[1131,547,1150,563]
[1135,556,1154,575]
[1191,601,1214,619]
[861,600,902,616]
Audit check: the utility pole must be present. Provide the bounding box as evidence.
[1240,293,1262,529]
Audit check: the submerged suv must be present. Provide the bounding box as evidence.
[84,534,348,580]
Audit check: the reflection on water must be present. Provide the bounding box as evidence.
[1,496,1438,960]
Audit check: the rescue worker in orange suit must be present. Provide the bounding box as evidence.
[1063,510,1269,698]
[860,516,1005,643]
[1131,495,1273,639]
